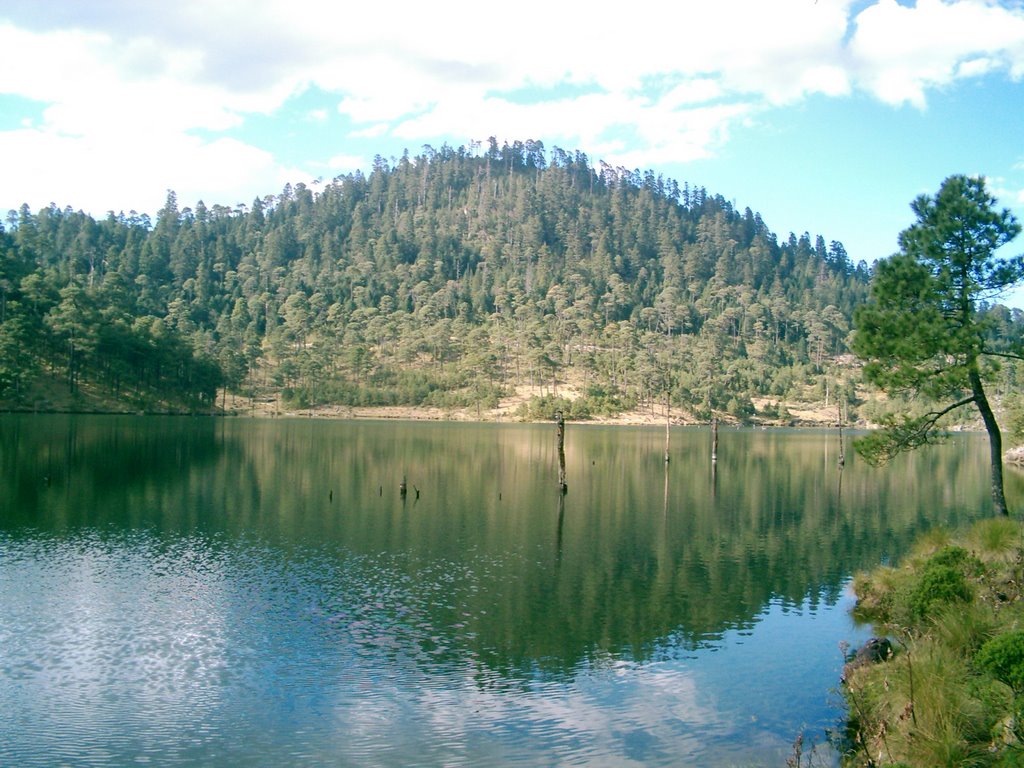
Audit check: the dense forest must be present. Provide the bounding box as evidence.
[2,139,1021,421]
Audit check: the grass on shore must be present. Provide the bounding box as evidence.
[843,518,1024,767]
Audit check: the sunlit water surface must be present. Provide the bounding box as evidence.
[2,416,1016,766]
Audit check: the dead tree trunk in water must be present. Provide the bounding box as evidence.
[711,416,719,463]
[556,410,568,495]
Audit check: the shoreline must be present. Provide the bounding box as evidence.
[0,374,950,430]
[7,386,1020,453]
[0,397,982,431]
[216,388,851,428]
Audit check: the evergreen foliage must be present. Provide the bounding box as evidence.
[2,142,1020,417]
[853,175,1024,515]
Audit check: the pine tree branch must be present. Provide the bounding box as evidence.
[983,350,1024,362]
[924,395,979,421]
[855,395,978,466]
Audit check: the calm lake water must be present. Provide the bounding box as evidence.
[1,415,1019,767]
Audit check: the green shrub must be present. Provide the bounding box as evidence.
[977,632,1024,692]
[581,385,629,417]
[926,545,983,575]
[926,545,969,569]
[902,546,981,621]
[516,394,591,421]
[726,396,755,419]
[909,564,972,620]
[281,386,309,408]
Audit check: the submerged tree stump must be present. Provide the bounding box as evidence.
[556,411,568,495]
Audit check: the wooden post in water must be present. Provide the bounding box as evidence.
[555,410,568,495]
[711,416,719,463]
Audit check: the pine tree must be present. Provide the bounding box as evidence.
[853,175,1024,516]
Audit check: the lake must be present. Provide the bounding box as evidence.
[1,415,1018,766]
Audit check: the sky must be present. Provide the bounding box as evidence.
[2,0,1024,307]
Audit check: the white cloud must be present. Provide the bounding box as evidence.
[396,658,722,767]
[956,57,998,79]
[662,80,724,109]
[849,0,1024,107]
[0,124,305,214]
[350,123,392,140]
[2,0,1024,214]
[989,177,1024,208]
[0,18,306,213]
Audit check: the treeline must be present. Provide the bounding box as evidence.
[2,138,1019,417]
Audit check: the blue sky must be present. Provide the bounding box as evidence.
[2,0,1023,306]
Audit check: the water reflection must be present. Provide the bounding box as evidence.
[0,415,1012,766]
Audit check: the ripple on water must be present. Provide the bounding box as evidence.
[0,527,857,767]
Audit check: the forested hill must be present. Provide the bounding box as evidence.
[2,139,884,418]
